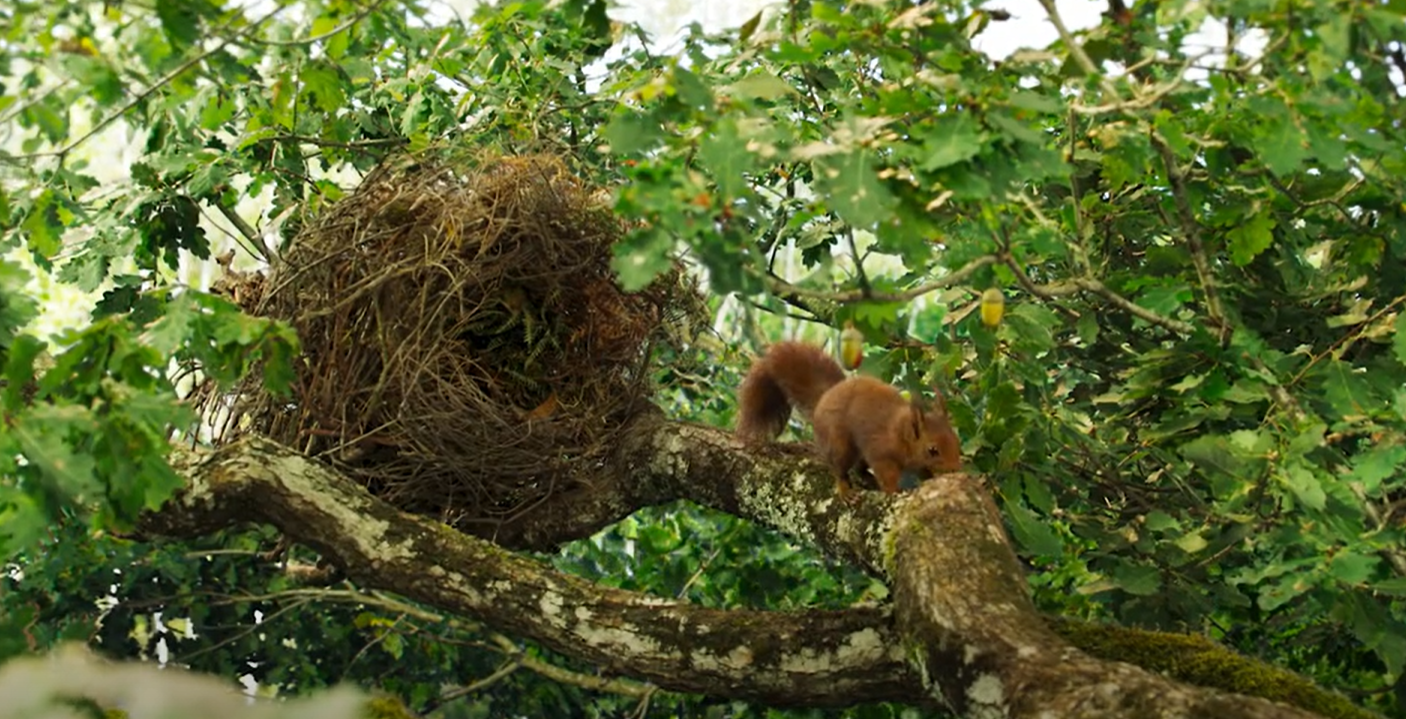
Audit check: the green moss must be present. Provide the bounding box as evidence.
[363,694,420,719]
[1048,616,1383,719]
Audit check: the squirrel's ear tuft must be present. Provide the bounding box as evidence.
[932,387,949,414]
[910,404,926,438]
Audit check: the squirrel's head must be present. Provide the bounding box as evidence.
[906,390,963,475]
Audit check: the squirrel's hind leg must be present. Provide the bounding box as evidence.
[823,439,863,504]
[868,458,904,494]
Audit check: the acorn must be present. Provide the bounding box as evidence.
[980,288,1006,328]
[840,320,864,370]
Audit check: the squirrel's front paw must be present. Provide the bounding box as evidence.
[835,486,862,507]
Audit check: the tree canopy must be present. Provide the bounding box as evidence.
[2,0,1406,717]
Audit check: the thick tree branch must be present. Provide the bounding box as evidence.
[137,425,1368,718]
[151,435,925,708]
[890,477,1333,719]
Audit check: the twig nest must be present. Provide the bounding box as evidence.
[203,152,693,530]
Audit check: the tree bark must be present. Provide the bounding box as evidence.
[151,434,925,708]
[138,422,1357,719]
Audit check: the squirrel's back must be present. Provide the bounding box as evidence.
[813,376,963,490]
[735,341,846,441]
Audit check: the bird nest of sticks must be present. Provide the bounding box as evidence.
[199,152,696,531]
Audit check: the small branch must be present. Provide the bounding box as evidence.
[999,253,1082,320]
[1289,294,1406,388]
[1006,193,1190,334]
[1037,0,1121,98]
[1348,484,1406,579]
[1076,276,1196,334]
[275,134,408,150]
[247,0,392,47]
[1152,132,1228,342]
[1066,109,1088,256]
[438,639,524,703]
[215,202,276,262]
[8,3,295,162]
[1005,263,1194,334]
[1069,48,1211,118]
[485,633,654,699]
[843,227,873,297]
[763,254,999,304]
[0,79,74,129]
[742,295,824,324]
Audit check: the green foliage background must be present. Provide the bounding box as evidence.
[2,0,1406,717]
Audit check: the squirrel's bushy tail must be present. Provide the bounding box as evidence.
[735,341,846,441]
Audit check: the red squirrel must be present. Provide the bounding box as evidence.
[735,341,963,499]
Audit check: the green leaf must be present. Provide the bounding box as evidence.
[0,487,47,557]
[1111,562,1161,596]
[21,191,63,260]
[1285,422,1326,457]
[2,334,45,410]
[155,0,202,48]
[1227,211,1276,266]
[725,71,795,101]
[639,524,683,554]
[1002,302,1059,353]
[1281,463,1326,511]
[0,260,39,341]
[1003,497,1063,558]
[698,121,752,199]
[1144,511,1179,532]
[611,228,676,292]
[1317,360,1379,418]
[917,114,983,171]
[1346,444,1406,494]
[1076,313,1100,344]
[1023,475,1055,514]
[1135,283,1190,317]
[987,111,1045,146]
[1174,531,1208,554]
[812,150,894,230]
[1259,572,1314,611]
[310,14,350,59]
[199,90,239,131]
[301,61,347,114]
[737,10,763,43]
[1328,551,1378,585]
[13,404,102,501]
[1180,435,1237,473]
[601,112,663,155]
[142,295,192,358]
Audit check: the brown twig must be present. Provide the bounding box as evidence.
[1151,132,1228,343]
[762,253,999,304]
[246,0,390,47]
[215,202,276,261]
[7,2,296,162]
[1288,293,1406,388]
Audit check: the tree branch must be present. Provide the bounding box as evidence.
[135,426,1367,718]
[761,254,999,304]
[6,3,295,163]
[150,435,926,708]
[890,476,1341,718]
[1152,132,1229,342]
[1000,254,1193,335]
